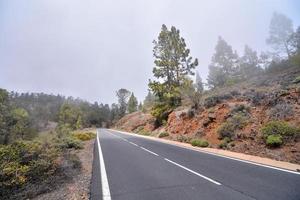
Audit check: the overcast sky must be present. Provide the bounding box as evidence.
[0,0,299,104]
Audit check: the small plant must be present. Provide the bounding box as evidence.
[217,122,235,139]
[158,132,169,138]
[266,135,283,147]
[73,132,96,141]
[0,140,59,194]
[230,104,250,115]
[261,121,299,138]
[151,102,173,127]
[176,135,191,143]
[268,103,293,120]
[60,137,83,149]
[187,108,195,118]
[138,130,151,136]
[218,137,231,149]
[218,113,249,140]
[190,139,209,147]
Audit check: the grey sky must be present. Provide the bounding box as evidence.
[0,0,299,104]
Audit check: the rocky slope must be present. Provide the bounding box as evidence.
[115,67,300,164]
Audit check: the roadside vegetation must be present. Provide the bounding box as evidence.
[115,12,300,164]
[0,88,97,199]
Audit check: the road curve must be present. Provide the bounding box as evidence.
[91,129,300,200]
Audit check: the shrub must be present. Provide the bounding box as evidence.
[268,103,293,120]
[203,94,233,108]
[151,103,173,127]
[266,135,283,147]
[73,132,96,141]
[230,104,250,115]
[218,122,235,139]
[218,113,249,140]
[0,140,59,194]
[176,135,191,143]
[187,108,195,118]
[218,137,231,149]
[203,96,221,108]
[158,132,169,138]
[138,130,151,136]
[261,121,299,138]
[56,124,72,138]
[243,90,266,106]
[190,139,209,147]
[57,137,83,150]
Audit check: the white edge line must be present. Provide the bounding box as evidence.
[111,129,300,175]
[97,130,112,200]
[140,147,159,156]
[164,158,221,185]
[129,142,139,147]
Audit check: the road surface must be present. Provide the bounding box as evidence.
[91,129,300,200]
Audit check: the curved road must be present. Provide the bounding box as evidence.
[91,129,300,200]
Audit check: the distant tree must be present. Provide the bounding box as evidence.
[143,91,156,109]
[58,103,82,130]
[266,12,294,59]
[75,115,83,129]
[291,27,300,55]
[127,93,138,113]
[195,71,204,93]
[149,24,198,107]
[207,36,238,88]
[116,88,130,117]
[0,89,12,144]
[11,108,31,140]
[290,27,300,66]
[238,45,262,79]
[138,102,143,111]
[110,103,120,122]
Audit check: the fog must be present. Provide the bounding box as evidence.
[0,0,299,104]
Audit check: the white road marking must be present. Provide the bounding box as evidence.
[164,158,222,185]
[140,147,159,156]
[97,130,112,200]
[112,129,300,175]
[129,141,139,147]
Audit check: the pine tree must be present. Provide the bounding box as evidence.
[207,36,238,88]
[138,102,143,111]
[266,12,294,59]
[195,71,204,93]
[116,88,130,117]
[149,24,198,106]
[238,45,262,79]
[127,93,138,113]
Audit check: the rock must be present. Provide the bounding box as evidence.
[208,113,216,120]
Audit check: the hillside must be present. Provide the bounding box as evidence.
[115,67,300,164]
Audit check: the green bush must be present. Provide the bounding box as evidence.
[138,130,151,136]
[261,121,300,139]
[176,135,191,143]
[73,132,96,141]
[218,113,249,140]
[151,102,173,127]
[56,137,83,150]
[0,140,59,192]
[266,135,283,147]
[217,122,235,139]
[230,104,250,115]
[190,139,209,147]
[158,132,169,138]
[218,137,231,149]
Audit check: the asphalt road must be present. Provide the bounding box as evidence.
[91,129,300,200]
